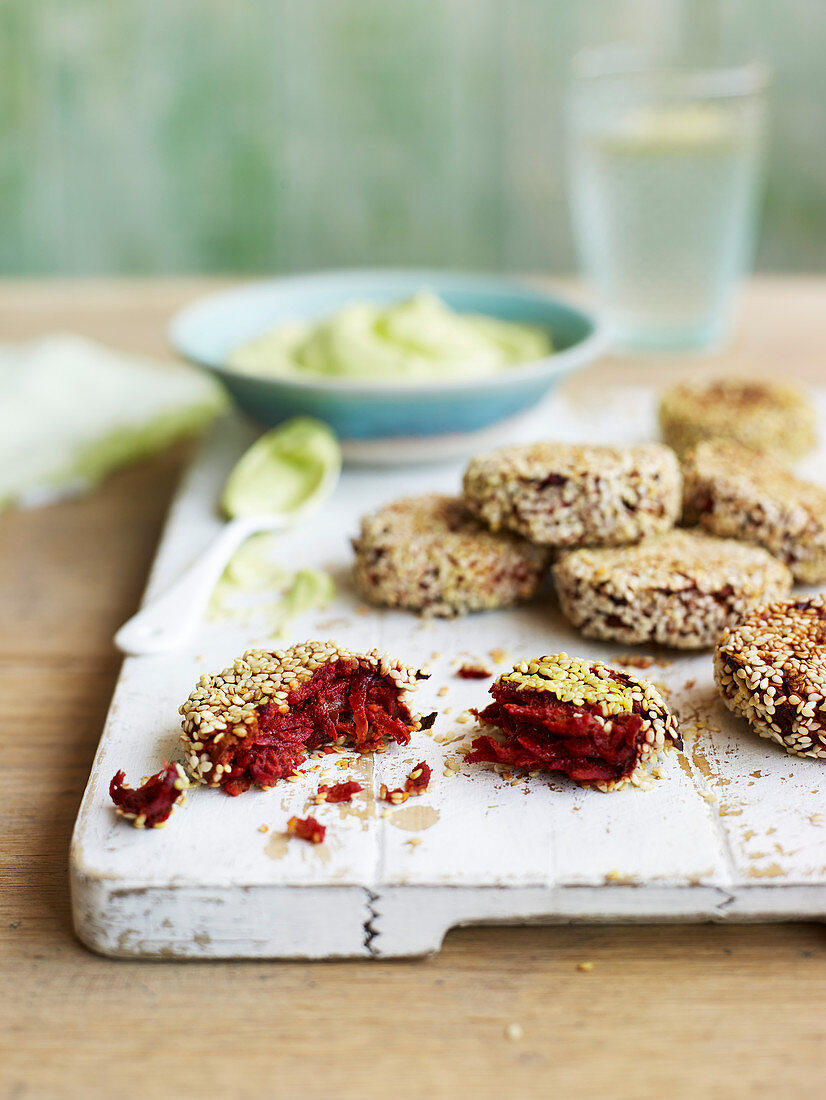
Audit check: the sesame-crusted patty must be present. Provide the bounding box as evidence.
[715,595,826,759]
[659,376,817,461]
[352,494,550,617]
[553,529,793,650]
[467,653,681,791]
[462,442,681,547]
[682,440,826,584]
[178,640,431,792]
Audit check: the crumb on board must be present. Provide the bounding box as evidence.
[504,1023,524,1042]
[437,686,450,697]
[314,780,363,805]
[286,815,326,844]
[380,761,433,804]
[616,654,656,670]
[258,824,269,833]
[577,961,595,973]
[489,648,510,663]
[456,661,494,679]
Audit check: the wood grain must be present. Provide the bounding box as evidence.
[2,278,826,1098]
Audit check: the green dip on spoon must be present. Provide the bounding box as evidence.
[115,417,341,655]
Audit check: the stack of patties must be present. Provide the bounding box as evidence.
[460,438,793,648]
[351,376,818,648]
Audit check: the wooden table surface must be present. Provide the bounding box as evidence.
[1,278,825,1099]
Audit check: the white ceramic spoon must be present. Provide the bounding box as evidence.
[115,419,341,656]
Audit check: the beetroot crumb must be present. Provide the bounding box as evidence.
[317,780,363,804]
[287,815,326,844]
[456,663,493,680]
[380,784,408,805]
[109,762,187,828]
[381,760,433,804]
[405,761,432,795]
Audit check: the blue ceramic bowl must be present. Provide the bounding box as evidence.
[170,270,606,460]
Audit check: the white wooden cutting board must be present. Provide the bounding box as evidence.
[70,385,826,958]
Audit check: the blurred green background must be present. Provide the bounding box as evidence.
[3,0,824,276]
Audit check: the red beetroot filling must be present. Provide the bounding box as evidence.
[467,683,649,784]
[209,660,427,796]
[109,762,183,827]
[318,780,363,803]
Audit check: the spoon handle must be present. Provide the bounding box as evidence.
[114,515,276,656]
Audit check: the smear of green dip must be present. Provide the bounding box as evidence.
[269,568,337,637]
[211,418,341,633]
[208,534,335,637]
[221,417,341,519]
[226,290,552,384]
[208,533,292,619]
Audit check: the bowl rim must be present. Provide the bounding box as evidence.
[168,268,608,397]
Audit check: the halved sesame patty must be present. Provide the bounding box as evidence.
[714,595,826,760]
[109,641,432,824]
[189,659,422,796]
[467,654,681,792]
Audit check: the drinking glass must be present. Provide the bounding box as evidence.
[566,53,768,353]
